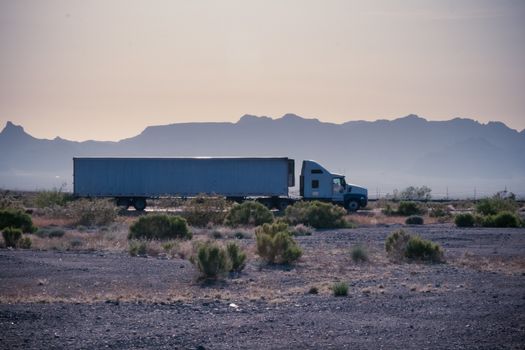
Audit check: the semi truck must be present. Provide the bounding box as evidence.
[73,157,367,211]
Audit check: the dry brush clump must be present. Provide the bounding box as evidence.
[34,187,73,208]
[405,215,424,225]
[351,245,369,263]
[255,222,302,264]
[33,198,117,227]
[385,229,443,263]
[181,195,233,227]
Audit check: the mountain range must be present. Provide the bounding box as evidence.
[1,114,524,198]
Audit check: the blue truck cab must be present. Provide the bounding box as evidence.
[300,160,368,211]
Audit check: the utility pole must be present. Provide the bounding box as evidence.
[474,187,477,200]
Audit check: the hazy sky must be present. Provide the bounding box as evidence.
[1,0,524,141]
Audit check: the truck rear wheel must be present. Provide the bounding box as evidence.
[133,198,147,211]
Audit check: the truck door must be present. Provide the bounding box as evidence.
[332,177,345,203]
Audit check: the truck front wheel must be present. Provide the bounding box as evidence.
[346,200,359,212]
[133,198,147,211]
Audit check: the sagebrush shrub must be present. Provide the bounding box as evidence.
[396,201,421,216]
[405,215,424,225]
[224,201,273,227]
[482,211,521,228]
[0,209,36,233]
[182,195,232,227]
[332,282,348,296]
[405,235,443,262]
[196,242,232,279]
[2,227,22,247]
[351,245,368,263]
[128,214,192,240]
[285,201,347,229]
[226,242,247,272]
[255,222,302,264]
[455,213,475,227]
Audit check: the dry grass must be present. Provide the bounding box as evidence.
[348,213,445,226]
[452,251,525,275]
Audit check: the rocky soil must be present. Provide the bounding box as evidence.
[1,225,524,349]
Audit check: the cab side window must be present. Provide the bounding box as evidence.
[312,180,319,189]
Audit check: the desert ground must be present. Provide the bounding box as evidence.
[1,222,524,349]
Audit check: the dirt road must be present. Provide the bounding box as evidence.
[1,225,524,349]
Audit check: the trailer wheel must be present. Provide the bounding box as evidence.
[346,200,359,212]
[116,198,131,209]
[277,200,289,212]
[133,198,147,211]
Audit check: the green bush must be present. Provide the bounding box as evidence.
[66,199,117,227]
[351,245,369,263]
[405,236,443,262]
[396,201,421,216]
[385,229,443,263]
[455,213,475,227]
[285,201,347,229]
[226,242,247,272]
[195,242,232,279]
[128,240,147,256]
[182,195,232,227]
[0,209,36,233]
[405,215,424,225]
[2,227,22,247]
[482,211,521,228]
[128,214,192,240]
[332,282,348,296]
[18,236,32,249]
[255,222,302,264]
[224,201,273,227]
[476,197,517,216]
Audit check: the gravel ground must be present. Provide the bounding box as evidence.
[1,225,524,349]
